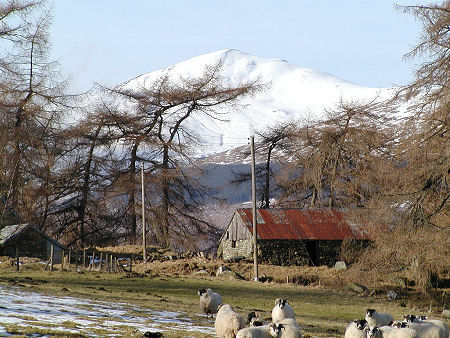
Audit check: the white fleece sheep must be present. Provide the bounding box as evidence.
[344,319,368,338]
[198,288,222,318]
[404,321,446,338]
[365,309,394,328]
[215,304,246,338]
[276,318,302,338]
[402,315,449,338]
[236,324,281,338]
[272,299,296,323]
[367,326,418,338]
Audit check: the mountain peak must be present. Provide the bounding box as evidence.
[122,50,396,156]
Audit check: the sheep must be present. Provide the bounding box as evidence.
[236,323,282,338]
[365,309,394,328]
[404,322,446,338]
[215,304,246,338]
[198,288,223,318]
[367,326,418,338]
[247,311,266,327]
[276,318,302,338]
[272,298,296,323]
[344,319,368,338]
[402,315,448,338]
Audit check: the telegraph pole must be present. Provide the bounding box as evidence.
[141,165,147,263]
[250,135,258,281]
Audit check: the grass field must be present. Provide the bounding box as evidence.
[0,255,448,337]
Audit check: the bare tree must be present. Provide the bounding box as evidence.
[0,1,69,225]
[108,62,260,248]
[231,121,296,208]
[348,2,449,296]
[278,99,397,209]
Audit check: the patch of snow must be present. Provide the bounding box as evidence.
[0,285,215,336]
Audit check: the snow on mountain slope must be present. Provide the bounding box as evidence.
[122,49,397,157]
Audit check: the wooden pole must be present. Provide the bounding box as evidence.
[83,250,86,268]
[15,247,19,271]
[141,164,147,263]
[50,244,54,272]
[99,252,103,271]
[61,250,65,271]
[68,250,71,271]
[250,135,258,281]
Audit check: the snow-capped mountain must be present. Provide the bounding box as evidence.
[122,49,397,158]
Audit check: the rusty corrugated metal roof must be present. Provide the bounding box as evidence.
[237,208,369,240]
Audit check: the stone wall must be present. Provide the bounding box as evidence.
[317,240,342,266]
[259,240,311,266]
[219,238,356,267]
[220,239,253,260]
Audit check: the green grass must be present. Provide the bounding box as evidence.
[1,263,447,337]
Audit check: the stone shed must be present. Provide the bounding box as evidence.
[217,208,370,266]
[0,223,67,263]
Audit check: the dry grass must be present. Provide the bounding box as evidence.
[0,252,448,337]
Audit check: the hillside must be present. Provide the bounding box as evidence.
[121,49,397,157]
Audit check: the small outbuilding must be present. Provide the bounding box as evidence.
[0,223,67,263]
[217,208,370,266]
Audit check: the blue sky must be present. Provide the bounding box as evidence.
[49,1,423,92]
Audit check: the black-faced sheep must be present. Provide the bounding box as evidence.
[236,323,282,338]
[402,315,448,338]
[344,319,368,338]
[198,288,223,318]
[272,298,296,323]
[215,304,246,338]
[367,326,418,338]
[276,318,302,337]
[365,309,394,328]
[247,311,265,327]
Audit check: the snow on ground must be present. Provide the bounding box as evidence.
[0,285,215,336]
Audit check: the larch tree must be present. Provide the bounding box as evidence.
[108,62,260,249]
[349,2,449,295]
[0,0,69,226]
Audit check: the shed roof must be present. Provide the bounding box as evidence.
[236,208,370,240]
[0,223,67,249]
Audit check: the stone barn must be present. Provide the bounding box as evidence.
[0,223,67,263]
[217,208,370,266]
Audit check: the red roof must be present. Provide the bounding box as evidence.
[237,208,370,240]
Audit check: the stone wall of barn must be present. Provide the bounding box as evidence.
[219,238,346,266]
[219,238,253,260]
[317,240,343,266]
[258,240,311,266]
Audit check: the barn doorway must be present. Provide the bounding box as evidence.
[305,241,318,266]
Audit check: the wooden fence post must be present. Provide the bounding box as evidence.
[50,244,54,272]
[83,250,86,269]
[61,250,65,271]
[68,250,71,271]
[15,247,19,271]
[99,252,103,271]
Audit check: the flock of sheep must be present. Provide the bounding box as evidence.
[198,288,303,337]
[345,309,449,338]
[197,288,449,338]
